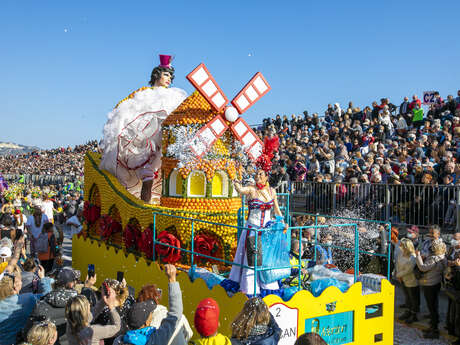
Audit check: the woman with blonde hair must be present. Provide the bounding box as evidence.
[395,238,419,324]
[416,239,448,339]
[26,320,58,345]
[231,297,281,345]
[65,286,121,345]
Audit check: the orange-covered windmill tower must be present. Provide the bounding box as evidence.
[158,63,271,264]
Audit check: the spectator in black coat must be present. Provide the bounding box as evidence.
[445,233,460,341]
[399,96,409,114]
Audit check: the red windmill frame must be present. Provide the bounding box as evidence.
[186,63,271,161]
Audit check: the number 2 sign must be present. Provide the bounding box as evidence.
[269,303,299,345]
[423,91,436,105]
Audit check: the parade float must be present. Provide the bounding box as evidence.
[73,63,395,345]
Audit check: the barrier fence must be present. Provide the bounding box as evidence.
[289,181,460,231]
[2,173,80,186]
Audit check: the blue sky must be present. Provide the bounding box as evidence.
[1,0,459,149]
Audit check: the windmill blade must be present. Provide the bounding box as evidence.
[231,72,271,114]
[230,118,263,161]
[186,63,229,112]
[188,115,229,158]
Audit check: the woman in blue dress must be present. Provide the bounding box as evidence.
[229,170,288,296]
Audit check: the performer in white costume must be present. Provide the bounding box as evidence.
[229,170,288,296]
[99,55,187,202]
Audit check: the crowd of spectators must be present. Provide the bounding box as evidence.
[0,141,99,178]
[0,227,328,345]
[0,198,332,345]
[261,90,460,188]
[393,225,460,341]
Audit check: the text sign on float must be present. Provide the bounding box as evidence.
[305,311,354,345]
[269,303,299,345]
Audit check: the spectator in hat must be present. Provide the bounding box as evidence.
[112,300,157,345]
[112,264,184,345]
[135,284,193,345]
[22,267,85,345]
[66,209,83,237]
[0,246,12,264]
[190,298,231,345]
[13,209,27,233]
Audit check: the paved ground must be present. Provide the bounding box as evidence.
[61,227,73,266]
[394,283,455,344]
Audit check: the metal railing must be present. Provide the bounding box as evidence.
[290,182,460,231]
[151,193,392,296]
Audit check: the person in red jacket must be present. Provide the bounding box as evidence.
[409,95,422,111]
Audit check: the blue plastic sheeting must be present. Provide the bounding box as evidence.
[188,266,225,290]
[259,216,291,284]
[310,277,349,297]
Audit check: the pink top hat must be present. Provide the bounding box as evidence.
[159,54,173,68]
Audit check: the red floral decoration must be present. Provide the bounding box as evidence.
[100,215,122,240]
[255,154,273,174]
[138,227,153,259]
[99,215,112,236]
[89,205,101,224]
[194,234,219,263]
[124,223,140,250]
[155,231,181,263]
[82,201,101,224]
[255,135,280,173]
[83,201,90,221]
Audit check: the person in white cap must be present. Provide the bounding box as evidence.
[0,246,12,263]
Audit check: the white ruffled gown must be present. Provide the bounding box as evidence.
[100,87,187,201]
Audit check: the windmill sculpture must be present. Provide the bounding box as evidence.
[186,63,271,162]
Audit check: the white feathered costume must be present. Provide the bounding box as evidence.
[100,86,187,202]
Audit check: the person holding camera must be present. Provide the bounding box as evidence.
[65,280,121,345]
[92,278,135,345]
[112,264,184,345]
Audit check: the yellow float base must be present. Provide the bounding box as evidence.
[73,236,394,344]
